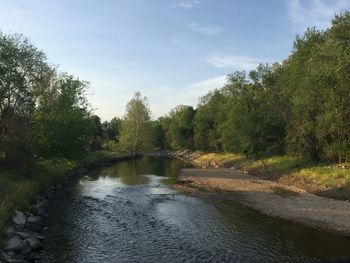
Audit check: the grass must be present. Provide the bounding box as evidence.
[194,152,244,168]
[190,151,350,199]
[0,151,127,234]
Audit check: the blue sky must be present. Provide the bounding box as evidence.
[0,0,349,120]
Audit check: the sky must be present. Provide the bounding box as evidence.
[0,0,349,120]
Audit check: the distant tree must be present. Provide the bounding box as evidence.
[161,105,195,150]
[152,119,168,150]
[119,92,153,156]
[89,115,103,151]
[91,115,103,138]
[103,117,122,140]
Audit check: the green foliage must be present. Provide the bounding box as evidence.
[194,90,226,151]
[0,32,52,166]
[119,92,154,155]
[103,117,122,140]
[161,105,195,150]
[0,32,96,165]
[32,74,94,158]
[151,120,169,150]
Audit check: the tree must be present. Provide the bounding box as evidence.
[119,92,153,156]
[33,74,94,158]
[161,105,195,150]
[0,32,52,166]
[152,119,168,150]
[102,117,122,140]
[194,90,226,151]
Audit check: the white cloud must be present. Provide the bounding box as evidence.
[289,0,350,31]
[188,22,222,36]
[147,75,228,117]
[205,55,261,70]
[171,1,200,8]
[185,75,227,96]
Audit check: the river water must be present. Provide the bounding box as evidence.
[41,156,350,262]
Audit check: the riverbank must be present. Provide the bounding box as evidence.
[0,151,131,236]
[170,150,350,235]
[175,168,350,236]
[172,150,350,201]
[0,151,133,262]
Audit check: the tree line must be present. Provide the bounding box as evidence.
[2,12,349,166]
[124,12,349,163]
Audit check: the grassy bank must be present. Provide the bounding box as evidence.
[0,151,127,232]
[177,151,350,200]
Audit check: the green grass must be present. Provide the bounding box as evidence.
[194,152,244,167]
[0,151,128,234]
[0,160,71,233]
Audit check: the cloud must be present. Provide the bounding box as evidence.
[205,55,261,70]
[147,75,227,117]
[188,22,222,36]
[171,1,200,8]
[289,0,350,31]
[185,75,227,96]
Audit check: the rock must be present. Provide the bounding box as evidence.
[13,211,26,225]
[24,223,42,232]
[6,260,31,263]
[25,253,40,262]
[20,240,31,255]
[16,231,45,240]
[32,206,45,217]
[26,216,43,225]
[14,224,24,231]
[24,238,43,250]
[5,236,23,252]
[6,226,16,236]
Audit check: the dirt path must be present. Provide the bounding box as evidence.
[175,168,350,236]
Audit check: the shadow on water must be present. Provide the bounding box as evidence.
[40,156,350,263]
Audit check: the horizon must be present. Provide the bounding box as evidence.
[0,0,349,120]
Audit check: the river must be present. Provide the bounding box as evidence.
[40,156,350,262]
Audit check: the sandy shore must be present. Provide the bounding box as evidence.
[175,168,350,236]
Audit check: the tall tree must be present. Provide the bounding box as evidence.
[0,32,52,165]
[119,92,153,156]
